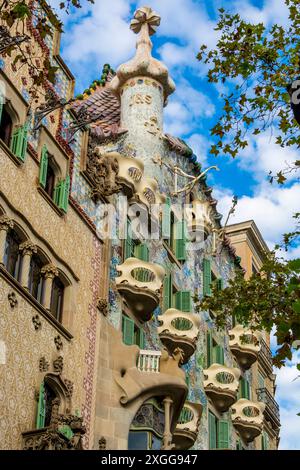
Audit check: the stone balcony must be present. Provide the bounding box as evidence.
[157,309,200,364]
[231,398,265,443]
[203,364,241,412]
[116,257,165,321]
[172,402,203,450]
[113,153,144,197]
[229,325,261,370]
[185,199,213,241]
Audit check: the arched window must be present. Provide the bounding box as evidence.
[50,276,65,321]
[128,398,165,450]
[3,228,22,279]
[0,105,13,147]
[36,381,58,429]
[28,253,44,302]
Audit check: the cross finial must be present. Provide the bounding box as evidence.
[130,6,161,36]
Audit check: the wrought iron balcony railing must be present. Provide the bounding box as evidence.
[256,387,280,430]
[258,338,273,375]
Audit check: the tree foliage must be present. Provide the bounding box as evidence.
[196,255,300,367]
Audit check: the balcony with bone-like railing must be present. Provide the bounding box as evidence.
[172,402,203,450]
[157,309,200,364]
[116,258,165,322]
[203,364,241,412]
[185,199,213,242]
[131,177,166,210]
[231,398,265,443]
[112,153,144,197]
[229,325,261,370]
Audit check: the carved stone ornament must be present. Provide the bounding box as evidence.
[32,315,42,331]
[19,240,37,256]
[8,292,17,308]
[39,356,49,372]
[64,379,74,399]
[86,147,121,199]
[0,215,14,232]
[97,298,108,316]
[41,264,59,280]
[53,356,64,374]
[22,397,86,450]
[99,437,107,450]
[54,336,63,351]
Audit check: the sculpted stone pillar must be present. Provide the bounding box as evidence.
[41,264,59,311]
[19,240,37,289]
[0,215,14,265]
[161,396,174,450]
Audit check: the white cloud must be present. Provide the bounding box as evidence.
[187,133,211,166]
[214,183,300,247]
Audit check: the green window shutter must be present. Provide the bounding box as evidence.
[175,220,186,261]
[241,377,250,400]
[10,124,28,161]
[207,331,213,367]
[175,291,191,312]
[122,315,135,346]
[218,420,229,449]
[208,411,217,450]
[213,345,225,365]
[53,180,62,206]
[236,439,243,450]
[162,196,171,239]
[262,432,269,450]
[36,381,46,429]
[135,243,149,262]
[163,273,172,312]
[39,145,48,188]
[216,278,224,291]
[57,175,70,212]
[203,259,212,296]
[124,219,134,260]
[137,328,145,349]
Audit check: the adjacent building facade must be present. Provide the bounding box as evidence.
[0,3,280,450]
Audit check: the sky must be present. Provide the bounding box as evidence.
[48,0,300,450]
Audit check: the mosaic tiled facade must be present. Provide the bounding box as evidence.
[0,4,279,450]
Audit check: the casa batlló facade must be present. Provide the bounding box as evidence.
[0,2,280,451]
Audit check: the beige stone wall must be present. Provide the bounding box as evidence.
[0,143,105,449]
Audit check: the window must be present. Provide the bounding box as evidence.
[3,229,22,280]
[162,198,186,262]
[0,105,13,147]
[258,371,265,390]
[124,218,136,259]
[207,332,225,367]
[262,431,270,450]
[50,277,65,321]
[162,273,172,312]
[0,102,27,160]
[175,290,192,312]
[39,144,70,212]
[122,314,145,348]
[28,254,44,303]
[203,260,223,296]
[238,377,251,400]
[208,411,229,449]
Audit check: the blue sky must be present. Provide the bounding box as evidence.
[49,0,300,450]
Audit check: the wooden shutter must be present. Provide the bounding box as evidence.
[216,278,224,291]
[175,291,191,312]
[53,180,62,206]
[36,381,46,429]
[137,328,145,349]
[10,124,28,161]
[241,377,250,399]
[124,219,134,259]
[175,220,186,261]
[162,196,171,239]
[208,411,217,450]
[203,259,212,296]
[262,432,269,450]
[218,420,229,449]
[163,273,172,312]
[135,244,149,262]
[122,315,135,346]
[213,345,225,365]
[207,331,213,367]
[39,145,48,188]
[58,175,70,212]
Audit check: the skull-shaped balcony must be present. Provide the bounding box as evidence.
[172,402,203,450]
[203,364,241,412]
[157,309,200,364]
[130,177,166,230]
[111,152,144,198]
[231,398,265,443]
[229,325,261,370]
[185,200,213,242]
[116,258,165,322]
